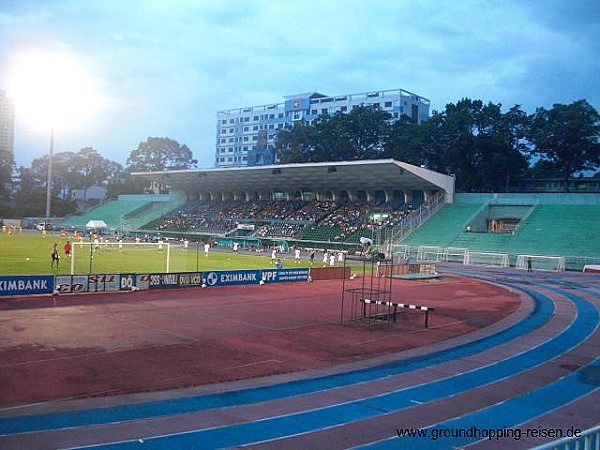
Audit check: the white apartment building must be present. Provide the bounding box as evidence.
[215,88,429,168]
[0,90,15,157]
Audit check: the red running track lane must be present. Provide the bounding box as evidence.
[0,275,520,407]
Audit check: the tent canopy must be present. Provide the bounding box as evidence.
[86,220,108,229]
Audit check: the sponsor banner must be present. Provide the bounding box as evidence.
[0,275,54,296]
[267,268,310,283]
[146,272,205,289]
[136,274,150,291]
[149,273,181,289]
[237,223,255,230]
[55,275,89,294]
[203,269,261,287]
[88,274,120,292]
[119,274,137,291]
[178,272,203,287]
[203,268,309,287]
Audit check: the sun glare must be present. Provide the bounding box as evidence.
[8,51,101,130]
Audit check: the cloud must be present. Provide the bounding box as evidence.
[1,0,598,169]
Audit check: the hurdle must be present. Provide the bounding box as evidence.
[360,298,434,328]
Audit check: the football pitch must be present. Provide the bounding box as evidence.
[0,232,312,276]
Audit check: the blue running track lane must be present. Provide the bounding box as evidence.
[356,288,600,449]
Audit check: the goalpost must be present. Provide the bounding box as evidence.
[464,251,510,268]
[417,246,443,262]
[70,241,171,275]
[443,247,468,264]
[516,254,566,272]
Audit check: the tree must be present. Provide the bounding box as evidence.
[70,147,122,202]
[527,100,600,191]
[274,106,391,163]
[126,137,197,172]
[274,120,320,164]
[408,99,530,192]
[384,115,427,165]
[340,105,391,160]
[11,166,47,217]
[421,99,483,191]
[473,103,529,192]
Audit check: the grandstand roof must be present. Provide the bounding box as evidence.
[132,159,455,200]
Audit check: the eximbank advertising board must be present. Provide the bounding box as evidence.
[0,275,54,296]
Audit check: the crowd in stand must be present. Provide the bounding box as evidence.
[155,198,419,240]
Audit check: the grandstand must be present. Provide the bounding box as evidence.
[56,160,598,271]
[58,192,187,234]
[400,193,600,269]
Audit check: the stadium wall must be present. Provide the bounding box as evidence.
[455,193,600,205]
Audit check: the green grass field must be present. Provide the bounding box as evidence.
[0,232,314,276]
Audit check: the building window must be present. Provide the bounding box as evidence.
[321,108,327,114]
[341,106,347,112]
[385,101,392,107]
[253,125,258,130]
[243,126,248,131]
[253,115,259,121]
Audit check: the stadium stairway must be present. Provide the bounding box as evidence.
[401,203,482,248]
[0,268,598,449]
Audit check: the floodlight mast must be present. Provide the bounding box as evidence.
[45,126,55,222]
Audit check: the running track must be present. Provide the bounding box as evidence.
[0,265,598,449]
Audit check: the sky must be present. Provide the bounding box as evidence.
[1,0,599,170]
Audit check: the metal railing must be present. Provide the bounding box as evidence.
[532,424,600,450]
